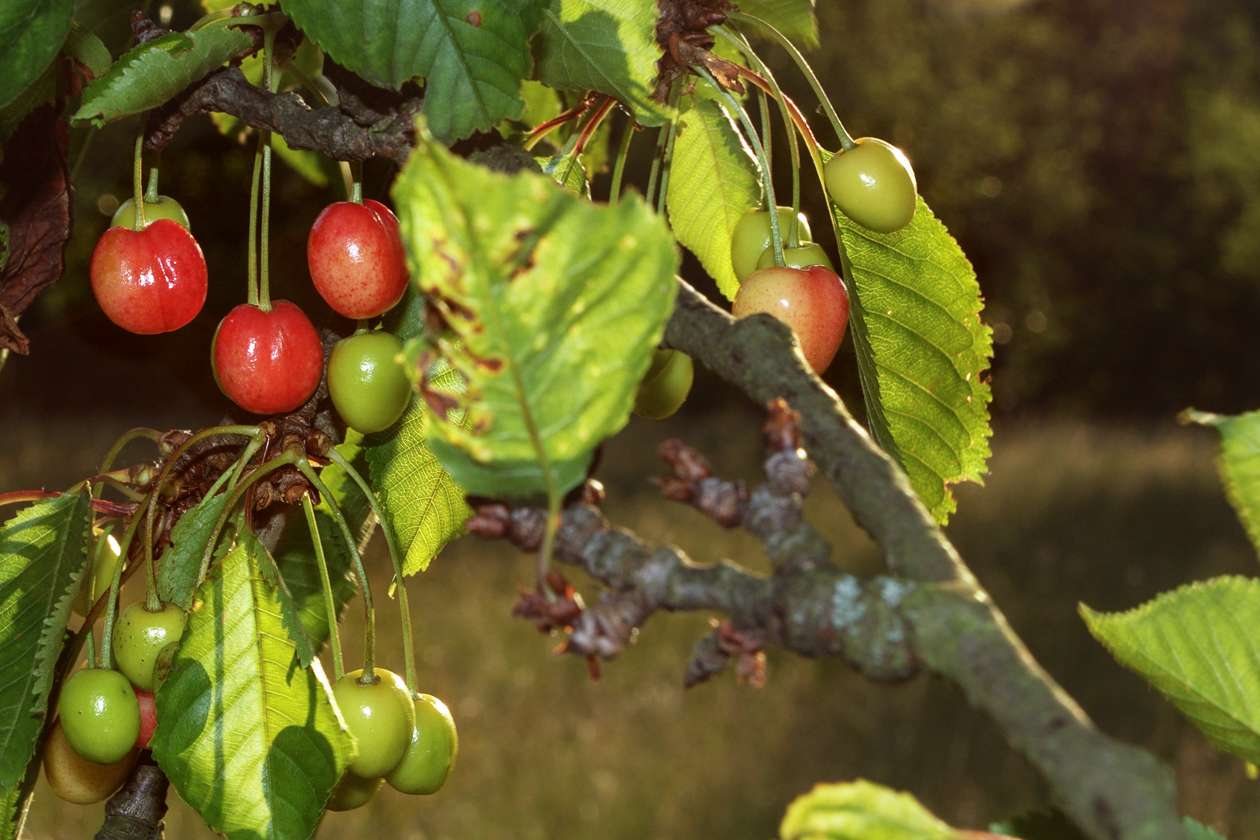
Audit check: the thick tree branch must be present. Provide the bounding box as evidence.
[145,65,420,166]
[95,753,168,840]
[661,280,1185,840]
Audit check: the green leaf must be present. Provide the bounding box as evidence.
[1082,576,1260,764]
[0,491,91,788]
[271,434,371,649]
[667,96,761,301]
[1184,817,1228,840]
[737,0,819,49]
[157,469,235,611]
[0,63,55,147]
[780,780,956,840]
[72,26,252,127]
[1182,409,1260,558]
[64,20,112,79]
[0,0,72,111]
[250,525,315,670]
[836,195,993,524]
[392,124,679,498]
[365,374,471,576]
[280,0,545,143]
[538,151,590,198]
[534,0,673,128]
[0,750,39,840]
[152,528,353,840]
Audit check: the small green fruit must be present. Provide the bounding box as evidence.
[755,241,834,272]
[112,601,187,691]
[333,668,415,779]
[385,694,458,795]
[328,331,412,434]
[111,196,192,231]
[633,349,693,419]
[823,138,917,234]
[57,669,140,765]
[730,208,811,282]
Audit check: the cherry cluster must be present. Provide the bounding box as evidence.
[89,195,414,435]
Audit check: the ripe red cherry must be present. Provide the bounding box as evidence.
[90,219,207,334]
[731,265,850,374]
[212,300,324,415]
[307,200,409,319]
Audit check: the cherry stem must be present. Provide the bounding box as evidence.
[327,447,416,696]
[644,121,670,209]
[301,492,344,681]
[98,428,162,478]
[98,476,144,502]
[571,95,615,159]
[759,87,773,185]
[725,13,856,151]
[350,163,363,204]
[296,459,377,680]
[692,64,784,267]
[142,487,163,612]
[196,450,298,587]
[143,153,161,205]
[524,94,598,152]
[0,490,60,508]
[100,493,153,671]
[131,128,146,231]
[258,26,277,312]
[608,116,635,206]
[247,136,263,307]
[148,426,260,513]
[225,432,267,495]
[656,115,680,216]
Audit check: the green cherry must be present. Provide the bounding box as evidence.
[333,668,416,779]
[633,349,694,420]
[112,601,187,691]
[327,331,412,434]
[385,694,459,795]
[730,208,811,283]
[57,669,141,765]
[111,195,192,231]
[824,138,918,234]
[755,241,834,272]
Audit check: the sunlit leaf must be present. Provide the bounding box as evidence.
[0,0,72,111]
[72,26,252,127]
[737,0,819,49]
[667,96,761,301]
[780,780,956,840]
[392,124,679,497]
[534,0,673,127]
[538,150,590,198]
[157,469,234,611]
[1082,577,1260,764]
[834,193,993,524]
[152,529,353,840]
[1182,409,1260,558]
[281,0,546,143]
[0,491,90,788]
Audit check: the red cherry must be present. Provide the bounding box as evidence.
[135,688,156,750]
[307,199,409,319]
[90,220,208,334]
[732,265,850,374]
[212,300,324,415]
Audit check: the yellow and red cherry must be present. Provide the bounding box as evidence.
[90,219,207,335]
[732,265,850,374]
[308,200,409,319]
[135,688,157,750]
[43,719,138,804]
[211,300,324,415]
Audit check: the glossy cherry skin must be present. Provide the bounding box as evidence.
[57,668,141,765]
[111,195,192,231]
[135,688,157,750]
[385,694,458,795]
[824,138,918,234]
[732,265,850,374]
[632,349,693,420]
[113,601,186,692]
[731,208,811,282]
[212,300,324,415]
[72,530,121,617]
[333,668,415,779]
[308,200,409,319]
[327,331,412,434]
[44,719,138,804]
[755,241,834,272]
[90,219,208,334]
[326,771,384,811]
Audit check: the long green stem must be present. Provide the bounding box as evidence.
[144,152,161,204]
[644,123,670,209]
[608,117,635,206]
[327,448,417,695]
[247,136,263,307]
[149,426,260,508]
[302,492,344,681]
[726,13,856,151]
[195,451,299,586]
[693,64,784,266]
[657,115,680,216]
[350,161,363,204]
[97,428,162,477]
[296,460,376,681]
[131,129,146,231]
[259,27,277,311]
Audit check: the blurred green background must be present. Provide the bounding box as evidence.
[6,0,1260,836]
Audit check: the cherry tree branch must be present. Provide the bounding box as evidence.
[661,280,1184,840]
